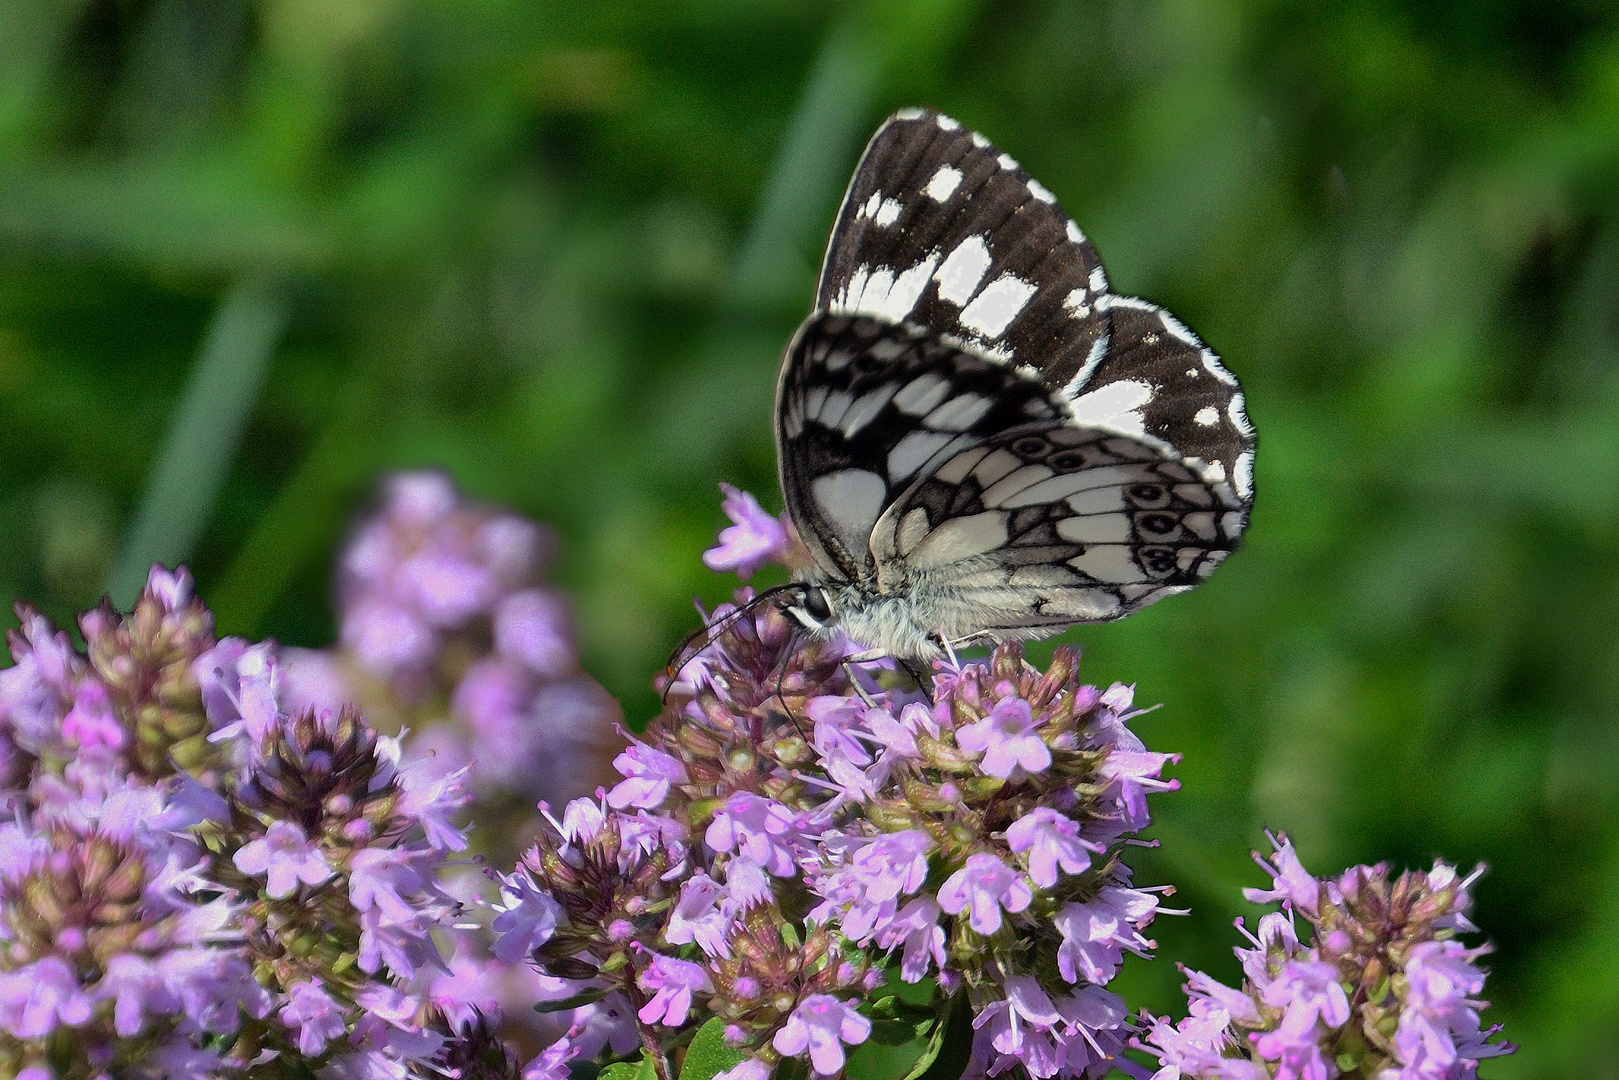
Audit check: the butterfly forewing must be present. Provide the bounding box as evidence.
[1070,296,1255,504]
[816,108,1112,392]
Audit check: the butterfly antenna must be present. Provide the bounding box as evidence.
[771,657,809,742]
[661,583,806,704]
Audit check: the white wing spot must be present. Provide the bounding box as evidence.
[1065,487,1125,514]
[818,388,854,427]
[1057,514,1132,544]
[868,336,906,361]
[840,383,900,436]
[908,512,1010,569]
[981,465,1057,508]
[1194,406,1219,426]
[1063,288,1090,318]
[1036,589,1122,619]
[997,153,1018,171]
[1228,393,1255,438]
[935,235,992,305]
[1069,379,1154,438]
[1088,266,1107,294]
[923,393,994,432]
[887,429,957,482]
[812,469,889,547]
[971,448,1022,486]
[895,106,925,120]
[803,386,827,420]
[857,192,881,220]
[926,166,963,202]
[931,447,988,485]
[937,114,960,131]
[1157,308,1199,345]
[1234,451,1254,499]
[1068,544,1147,583]
[1027,179,1057,203]
[959,274,1036,338]
[834,258,940,322]
[874,197,902,226]
[1065,220,1086,244]
[896,507,931,554]
[1062,336,1110,400]
[893,373,951,415]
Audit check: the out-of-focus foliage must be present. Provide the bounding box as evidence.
[0,1,1614,1076]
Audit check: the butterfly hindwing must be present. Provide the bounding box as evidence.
[870,419,1247,635]
[777,314,1068,581]
[816,108,1112,391]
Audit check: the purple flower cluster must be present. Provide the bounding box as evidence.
[801,651,1170,1080]
[493,486,1179,1080]
[0,477,1522,1080]
[284,470,620,807]
[0,566,553,1078]
[1140,834,1516,1080]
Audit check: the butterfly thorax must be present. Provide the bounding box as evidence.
[794,560,1069,663]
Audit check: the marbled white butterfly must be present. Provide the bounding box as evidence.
[775,108,1254,662]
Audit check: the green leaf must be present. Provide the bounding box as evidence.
[535,988,611,1013]
[678,1017,750,1080]
[900,993,974,1080]
[601,1054,659,1080]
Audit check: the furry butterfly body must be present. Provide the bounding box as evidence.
[774,109,1254,661]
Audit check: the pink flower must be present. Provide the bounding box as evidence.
[702,485,792,580]
[607,743,687,810]
[0,957,93,1038]
[1005,807,1098,888]
[233,820,334,899]
[1243,833,1322,916]
[705,792,801,877]
[937,852,1033,934]
[636,954,711,1027]
[279,979,348,1056]
[956,697,1050,777]
[665,874,734,957]
[772,995,871,1075]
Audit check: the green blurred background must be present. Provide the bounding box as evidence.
[1,0,1615,1074]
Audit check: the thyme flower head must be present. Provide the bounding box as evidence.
[1139,833,1516,1080]
[496,486,1180,1080]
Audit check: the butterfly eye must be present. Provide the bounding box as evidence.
[803,587,832,621]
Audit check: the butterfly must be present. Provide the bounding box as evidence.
[774,108,1254,663]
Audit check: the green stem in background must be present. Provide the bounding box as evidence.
[106,277,287,607]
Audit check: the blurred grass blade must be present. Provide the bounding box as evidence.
[723,20,883,314]
[107,278,287,605]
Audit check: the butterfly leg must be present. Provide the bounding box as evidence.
[839,661,881,708]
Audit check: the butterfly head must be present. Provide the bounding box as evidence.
[781,574,958,663]
[781,582,835,635]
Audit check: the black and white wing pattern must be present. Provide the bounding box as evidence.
[774,108,1254,659]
